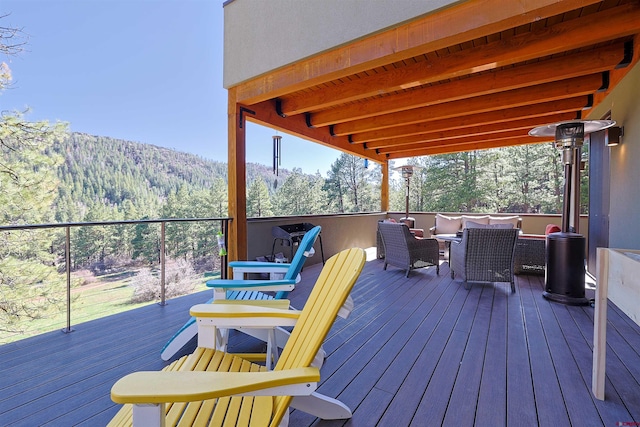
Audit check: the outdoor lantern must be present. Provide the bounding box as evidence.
[529,120,615,305]
[393,164,421,228]
[605,126,624,147]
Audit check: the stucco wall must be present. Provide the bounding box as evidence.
[587,62,640,250]
[223,0,460,88]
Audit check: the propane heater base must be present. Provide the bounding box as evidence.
[542,291,589,306]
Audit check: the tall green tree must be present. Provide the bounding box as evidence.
[1,22,70,334]
[247,179,273,217]
[325,154,377,212]
[272,169,328,215]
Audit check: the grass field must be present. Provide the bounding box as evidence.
[2,270,218,344]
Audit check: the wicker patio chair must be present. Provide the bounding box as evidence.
[450,227,519,293]
[378,221,440,277]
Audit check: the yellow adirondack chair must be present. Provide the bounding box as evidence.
[108,247,366,427]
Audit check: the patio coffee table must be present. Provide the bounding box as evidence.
[438,235,462,262]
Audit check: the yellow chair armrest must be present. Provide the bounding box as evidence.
[111,367,320,404]
[191,303,299,319]
[212,299,291,310]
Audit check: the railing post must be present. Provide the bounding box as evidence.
[221,219,229,279]
[159,221,167,306]
[62,225,74,333]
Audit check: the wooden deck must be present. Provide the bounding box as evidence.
[2,257,640,426]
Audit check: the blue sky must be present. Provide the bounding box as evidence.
[1,0,341,176]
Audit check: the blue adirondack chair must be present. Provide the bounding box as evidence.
[160,225,322,361]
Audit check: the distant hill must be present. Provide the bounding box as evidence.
[52,132,290,221]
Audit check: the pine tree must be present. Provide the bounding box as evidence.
[247,179,274,217]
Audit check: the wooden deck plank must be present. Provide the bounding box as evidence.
[411,284,485,426]
[1,258,640,427]
[443,284,490,426]
[551,301,635,426]
[475,285,508,427]
[506,274,538,426]
[377,271,469,425]
[534,287,603,425]
[518,273,571,427]
[571,297,640,422]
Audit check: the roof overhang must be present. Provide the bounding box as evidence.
[226,0,640,162]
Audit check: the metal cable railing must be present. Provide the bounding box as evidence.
[0,217,231,342]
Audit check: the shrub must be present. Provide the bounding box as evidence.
[131,258,198,303]
[72,269,97,286]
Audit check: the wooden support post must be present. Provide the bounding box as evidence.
[381,160,389,212]
[228,88,248,264]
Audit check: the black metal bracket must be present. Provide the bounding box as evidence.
[616,40,634,69]
[348,135,354,144]
[583,94,593,109]
[363,143,368,149]
[329,125,335,136]
[305,113,314,128]
[239,107,256,128]
[598,71,610,92]
[275,99,287,118]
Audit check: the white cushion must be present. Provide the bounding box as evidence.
[465,221,489,229]
[435,214,461,234]
[461,215,489,229]
[489,215,520,228]
[466,221,514,229]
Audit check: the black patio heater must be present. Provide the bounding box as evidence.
[394,164,420,228]
[529,120,615,305]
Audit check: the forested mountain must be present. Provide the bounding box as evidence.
[51,133,289,222]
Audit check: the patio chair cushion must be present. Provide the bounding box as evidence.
[466,221,514,229]
[434,214,462,234]
[546,224,562,234]
[489,215,521,228]
[461,215,490,229]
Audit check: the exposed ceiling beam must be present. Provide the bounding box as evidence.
[376,129,532,155]
[386,136,545,158]
[279,4,639,115]
[233,0,605,104]
[332,74,603,136]
[364,112,576,150]
[245,100,386,163]
[307,43,624,127]
[349,97,589,143]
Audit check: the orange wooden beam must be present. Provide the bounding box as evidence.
[246,100,387,164]
[279,4,638,115]
[234,0,605,105]
[350,97,589,143]
[386,136,544,158]
[333,74,603,136]
[227,88,247,262]
[365,112,576,150]
[307,43,624,127]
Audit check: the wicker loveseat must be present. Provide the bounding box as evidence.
[378,221,440,277]
[430,214,522,239]
[450,227,519,293]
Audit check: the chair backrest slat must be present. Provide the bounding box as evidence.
[283,226,321,281]
[270,247,365,426]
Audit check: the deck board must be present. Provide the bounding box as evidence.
[1,258,640,427]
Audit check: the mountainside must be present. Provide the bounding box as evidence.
[52,132,289,221]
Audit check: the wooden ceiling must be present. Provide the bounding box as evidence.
[233,0,640,164]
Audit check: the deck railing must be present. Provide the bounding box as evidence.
[0,217,230,343]
[1,211,576,344]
